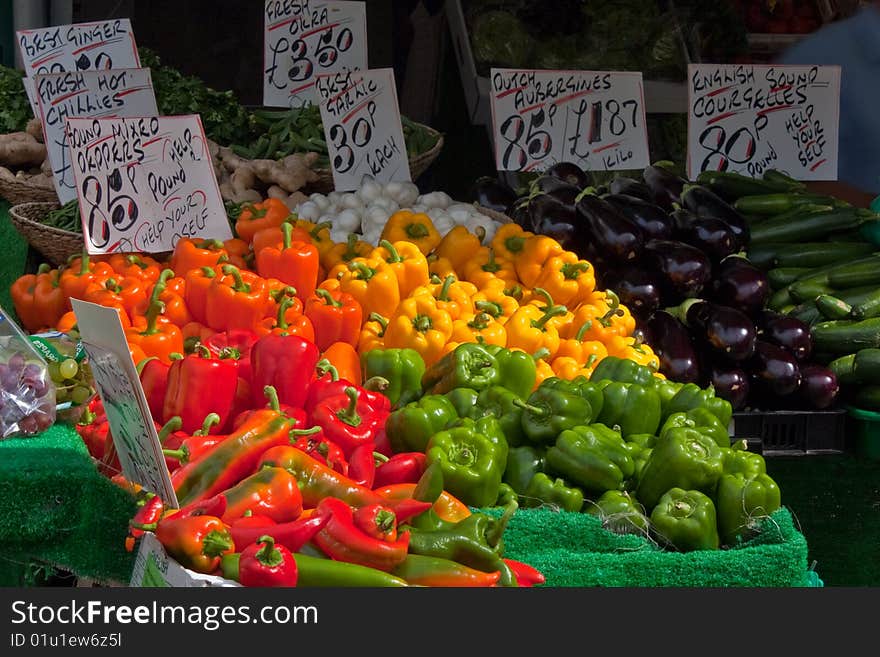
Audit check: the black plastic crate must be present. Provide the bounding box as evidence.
[731,409,848,456]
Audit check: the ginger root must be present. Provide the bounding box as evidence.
[26,118,43,143]
[0,132,47,168]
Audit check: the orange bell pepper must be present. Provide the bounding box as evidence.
[59,252,115,303]
[304,288,363,351]
[255,222,320,302]
[371,239,430,298]
[124,276,184,363]
[107,253,162,283]
[183,267,219,325]
[328,257,400,321]
[358,313,388,355]
[321,233,373,272]
[169,238,229,275]
[56,311,79,333]
[134,270,191,327]
[256,294,316,342]
[222,238,251,270]
[235,198,290,244]
[181,321,217,346]
[101,276,148,316]
[82,279,133,328]
[205,265,271,333]
[10,264,67,332]
[321,341,361,385]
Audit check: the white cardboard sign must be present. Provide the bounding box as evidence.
[489,68,650,173]
[65,115,232,254]
[70,299,178,507]
[34,68,158,204]
[316,67,411,190]
[263,0,368,108]
[687,64,841,180]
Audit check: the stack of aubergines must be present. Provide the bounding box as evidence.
[470,161,840,412]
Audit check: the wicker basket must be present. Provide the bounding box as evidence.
[306,126,444,193]
[0,175,58,205]
[475,205,513,225]
[8,201,82,266]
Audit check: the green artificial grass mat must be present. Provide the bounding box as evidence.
[0,198,29,318]
[765,453,880,587]
[0,422,137,586]
[481,506,808,587]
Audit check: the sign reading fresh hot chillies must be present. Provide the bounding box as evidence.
[687,64,841,180]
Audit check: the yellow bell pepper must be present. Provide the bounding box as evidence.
[463,247,517,289]
[358,312,388,354]
[381,211,441,255]
[555,323,609,366]
[292,219,335,260]
[371,240,430,298]
[504,296,567,360]
[532,251,596,308]
[412,275,477,321]
[383,294,454,367]
[321,233,374,272]
[550,355,597,381]
[491,223,534,263]
[605,291,637,337]
[470,277,520,325]
[614,336,660,371]
[532,348,555,390]
[432,225,485,277]
[514,235,564,289]
[449,311,507,347]
[427,254,456,280]
[328,256,401,321]
[524,288,574,333]
[561,295,613,340]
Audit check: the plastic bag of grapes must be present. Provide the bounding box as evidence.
[28,330,96,423]
[0,306,57,437]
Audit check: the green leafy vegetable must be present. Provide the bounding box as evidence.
[0,66,35,133]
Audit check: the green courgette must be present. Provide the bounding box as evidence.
[815,295,853,320]
[854,385,880,412]
[788,302,823,326]
[768,267,812,290]
[772,242,876,269]
[696,170,792,201]
[789,281,833,303]
[733,192,839,216]
[811,318,880,354]
[851,289,880,320]
[762,169,807,191]
[853,349,880,385]
[768,287,794,312]
[827,255,880,289]
[828,353,858,384]
[749,208,866,245]
[746,243,786,270]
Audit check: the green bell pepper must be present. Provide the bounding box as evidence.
[635,426,725,511]
[545,424,634,493]
[386,394,457,453]
[494,482,518,507]
[472,385,526,446]
[445,387,479,418]
[590,355,656,387]
[516,382,594,445]
[650,488,720,551]
[663,383,732,428]
[408,462,454,532]
[596,382,662,438]
[586,489,649,535]
[425,416,507,507]
[722,440,767,476]
[483,345,536,398]
[626,433,657,450]
[421,343,500,395]
[361,348,426,408]
[404,500,519,586]
[522,472,584,512]
[630,447,652,489]
[541,376,605,421]
[715,472,781,546]
[503,445,546,495]
[653,378,683,410]
[659,408,730,449]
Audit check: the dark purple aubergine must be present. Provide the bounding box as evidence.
[679,184,750,248]
[798,364,840,409]
[528,192,579,251]
[545,162,591,189]
[575,193,644,263]
[674,215,738,263]
[603,194,674,240]
[602,266,663,319]
[642,162,686,210]
[671,299,757,362]
[609,176,653,202]
[644,310,701,383]
[468,176,517,214]
[711,255,770,316]
[641,239,712,303]
[708,364,750,410]
[507,197,532,229]
[756,310,813,362]
[747,340,802,398]
[531,175,580,197]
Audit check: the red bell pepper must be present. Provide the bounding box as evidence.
[219,466,303,523]
[373,452,428,488]
[310,386,387,458]
[137,356,173,421]
[229,514,329,553]
[352,503,398,542]
[292,426,349,475]
[238,535,299,587]
[124,495,165,552]
[232,386,306,430]
[204,329,258,383]
[313,497,409,572]
[250,332,320,409]
[503,559,546,587]
[162,345,239,433]
[154,514,234,575]
[347,443,380,489]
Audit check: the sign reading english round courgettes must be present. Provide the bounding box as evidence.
[686,63,841,180]
[263,0,368,108]
[488,68,650,173]
[65,114,231,254]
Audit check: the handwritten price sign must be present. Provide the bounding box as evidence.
[34,69,158,205]
[65,115,231,254]
[488,69,650,173]
[316,68,411,190]
[263,0,368,108]
[687,64,841,180]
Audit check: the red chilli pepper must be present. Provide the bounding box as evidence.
[229,514,329,553]
[503,559,546,587]
[239,535,299,587]
[352,503,398,542]
[154,514,234,575]
[347,443,381,488]
[313,497,409,572]
[125,495,165,552]
[292,427,349,475]
[162,414,225,470]
[373,452,428,487]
